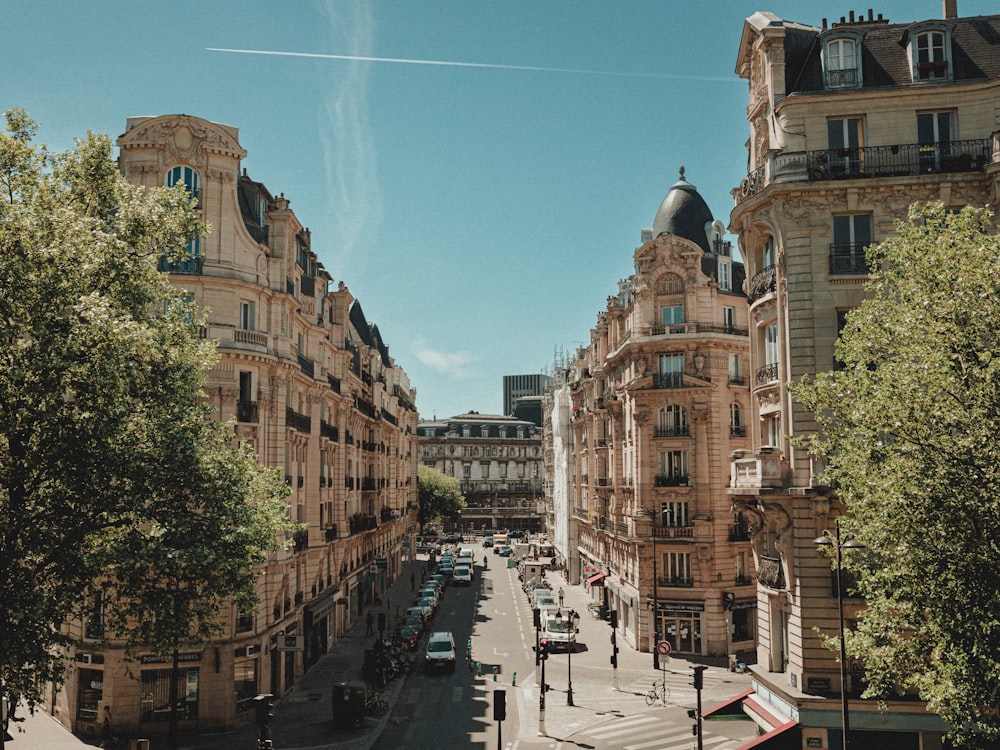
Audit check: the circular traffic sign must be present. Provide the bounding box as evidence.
[656,640,671,656]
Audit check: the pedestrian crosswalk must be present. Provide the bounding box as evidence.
[575,713,743,750]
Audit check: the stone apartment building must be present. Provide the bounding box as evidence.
[728,4,1000,748]
[558,174,755,661]
[418,413,544,534]
[55,114,419,739]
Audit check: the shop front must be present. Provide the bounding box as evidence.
[654,601,704,655]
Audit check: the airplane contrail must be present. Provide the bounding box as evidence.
[206,47,737,83]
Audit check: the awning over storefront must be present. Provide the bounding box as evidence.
[586,571,606,587]
[737,695,799,750]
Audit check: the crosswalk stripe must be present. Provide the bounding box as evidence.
[452,686,463,702]
[586,716,662,739]
[622,729,691,749]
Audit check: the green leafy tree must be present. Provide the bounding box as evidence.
[417,465,466,527]
[792,203,1000,747]
[0,110,292,747]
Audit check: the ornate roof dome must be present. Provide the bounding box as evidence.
[650,166,714,253]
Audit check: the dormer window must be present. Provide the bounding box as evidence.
[908,24,951,81]
[824,36,860,89]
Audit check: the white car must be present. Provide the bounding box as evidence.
[425,631,456,672]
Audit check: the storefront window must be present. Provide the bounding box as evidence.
[732,607,756,641]
[76,668,103,722]
[234,660,258,713]
[140,668,199,723]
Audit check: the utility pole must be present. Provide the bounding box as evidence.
[693,666,707,750]
[610,608,620,691]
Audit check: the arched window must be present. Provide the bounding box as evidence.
[166,165,200,199]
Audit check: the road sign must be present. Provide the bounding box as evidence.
[656,640,671,656]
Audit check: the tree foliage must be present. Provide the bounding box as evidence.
[791,203,1000,746]
[0,110,292,715]
[417,465,465,526]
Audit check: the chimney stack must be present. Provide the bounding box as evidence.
[943,0,958,19]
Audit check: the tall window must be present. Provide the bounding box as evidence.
[661,305,684,330]
[166,166,200,198]
[239,301,255,331]
[765,324,779,367]
[658,405,687,437]
[731,403,744,435]
[832,214,873,274]
[657,353,684,388]
[762,237,775,269]
[723,307,736,332]
[825,37,858,87]
[827,117,865,177]
[666,552,692,584]
[718,257,732,291]
[915,30,948,80]
[234,660,258,713]
[917,111,954,171]
[767,415,782,448]
[728,354,743,384]
[661,500,689,527]
[658,450,688,484]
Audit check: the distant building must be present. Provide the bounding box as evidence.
[418,413,543,533]
[728,4,1000,746]
[503,373,553,418]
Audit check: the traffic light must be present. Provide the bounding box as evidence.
[533,607,541,628]
[693,665,707,690]
[610,609,618,629]
[493,689,507,721]
[253,693,274,738]
[692,724,699,736]
[538,638,549,660]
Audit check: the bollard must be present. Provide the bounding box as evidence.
[512,671,517,686]
[493,666,498,682]
[476,661,483,677]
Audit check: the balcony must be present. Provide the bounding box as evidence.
[657,576,694,588]
[757,555,785,590]
[728,522,751,542]
[653,373,684,389]
[830,243,871,275]
[320,420,339,441]
[293,529,309,553]
[286,407,311,434]
[158,254,203,275]
[730,447,785,489]
[755,362,779,387]
[327,374,341,393]
[237,400,258,423]
[647,322,749,337]
[654,474,690,487]
[654,425,690,438]
[652,524,695,540]
[297,353,315,378]
[234,328,267,348]
[730,425,747,438]
[736,138,991,204]
[747,265,776,304]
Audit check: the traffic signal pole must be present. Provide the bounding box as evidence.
[538,639,549,736]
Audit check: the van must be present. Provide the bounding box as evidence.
[452,565,473,585]
[542,611,576,650]
[425,631,456,672]
[457,547,474,561]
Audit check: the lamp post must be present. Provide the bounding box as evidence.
[815,519,865,750]
[651,507,660,670]
[555,609,580,706]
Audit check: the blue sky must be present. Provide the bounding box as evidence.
[6,1,994,419]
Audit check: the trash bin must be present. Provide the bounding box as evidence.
[331,680,366,728]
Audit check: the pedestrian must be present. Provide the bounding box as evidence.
[558,587,565,606]
[99,705,113,749]
[410,572,415,591]
[366,610,374,635]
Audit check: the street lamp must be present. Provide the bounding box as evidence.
[815,519,865,750]
[555,609,581,706]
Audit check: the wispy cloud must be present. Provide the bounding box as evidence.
[312,0,382,275]
[413,338,478,378]
[207,47,739,83]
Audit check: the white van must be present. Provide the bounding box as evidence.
[452,565,473,585]
[457,547,474,561]
[425,631,456,672]
[542,611,576,650]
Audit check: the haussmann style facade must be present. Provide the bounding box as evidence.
[556,173,756,662]
[52,114,419,740]
[727,4,1000,748]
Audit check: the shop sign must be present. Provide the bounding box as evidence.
[139,652,201,664]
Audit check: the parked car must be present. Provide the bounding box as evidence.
[425,631,457,672]
[439,564,454,578]
[416,597,436,614]
[408,604,432,621]
[419,588,440,606]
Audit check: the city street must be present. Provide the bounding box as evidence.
[375,546,758,749]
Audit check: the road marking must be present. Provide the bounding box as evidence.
[452,686,464,702]
[584,715,659,739]
[622,730,691,749]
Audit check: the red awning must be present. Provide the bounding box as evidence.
[586,572,606,587]
[736,695,799,749]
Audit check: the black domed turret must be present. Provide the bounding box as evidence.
[650,166,714,253]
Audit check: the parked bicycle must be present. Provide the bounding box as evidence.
[365,690,389,716]
[645,678,671,706]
